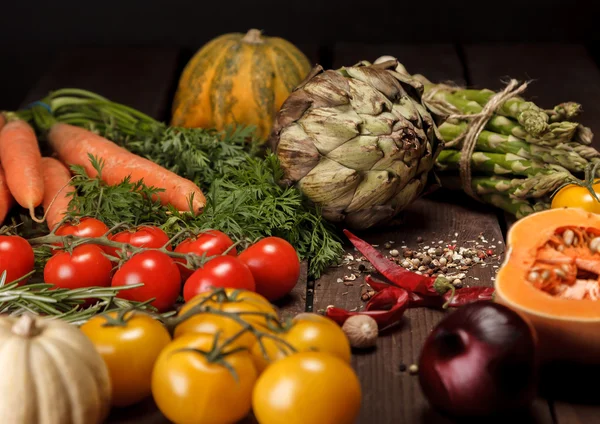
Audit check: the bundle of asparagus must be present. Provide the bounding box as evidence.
[385,61,599,218]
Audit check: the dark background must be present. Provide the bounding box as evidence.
[2,0,599,111]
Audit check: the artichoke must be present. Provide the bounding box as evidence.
[269,59,444,230]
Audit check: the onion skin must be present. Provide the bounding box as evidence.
[418,302,539,417]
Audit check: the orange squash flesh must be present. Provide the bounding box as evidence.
[495,207,600,363]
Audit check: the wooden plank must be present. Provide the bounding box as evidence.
[3,2,597,48]
[463,44,600,424]
[21,47,182,121]
[0,47,56,111]
[539,362,600,424]
[310,44,552,424]
[274,261,309,319]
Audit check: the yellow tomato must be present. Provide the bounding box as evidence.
[80,311,171,407]
[152,332,257,424]
[248,313,351,372]
[252,352,362,424]
[284,313,351,363]
[250,335,294,374]
[551,183,600,213]
[292,312,341,327]
[174,289,280,348]
[184,287,274,311]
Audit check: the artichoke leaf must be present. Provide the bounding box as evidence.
[299,106,361,154]
[326,135,383,171]
[347,78,393,115]
[302,71,351,107]
[344,66,402,101]
[360,113,396,136]
[345,170,399,213]
[390,173,427,212]
[298,157,360,209]
[392,97,421,126]
[371,137,418,185]
[277,123,321,182]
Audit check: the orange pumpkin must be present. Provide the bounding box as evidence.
[495,207,600,363]
[171,29,312,141]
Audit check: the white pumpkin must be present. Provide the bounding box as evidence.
[0,314,112,424]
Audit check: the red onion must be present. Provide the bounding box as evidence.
[418,302,539,417]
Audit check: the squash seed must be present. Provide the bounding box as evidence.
[563,229,574,246]
[561,264,571,273]
[554,268,566,279]
[589,237,600,252]
[557,245,565,252]
[541,270,551,280]
[528,271,540,282]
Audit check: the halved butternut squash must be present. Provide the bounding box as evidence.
[495,207,600,363]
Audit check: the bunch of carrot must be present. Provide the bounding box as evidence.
[0,112,206,230]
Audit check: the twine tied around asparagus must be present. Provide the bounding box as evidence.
[424,79,530,201]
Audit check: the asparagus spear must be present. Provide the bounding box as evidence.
[575,125,594,145]
[486,115,578,146]
[546,102,582,122]
[436,150,568,177]
[480,194,549,219]
[440,172,571,199]
[472,173,572,199]
[556,142,600,160]
[456,88,549,136]
[439,121,587,172]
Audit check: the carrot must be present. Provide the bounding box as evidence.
[0,164,14,225]
[0,119,44,221]
[48,123,206,213]
[41,157,75,230]
[0,115,14,224]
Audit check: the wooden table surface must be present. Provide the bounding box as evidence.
[12,42,600,424]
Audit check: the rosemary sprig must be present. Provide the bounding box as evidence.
[0,270,170,325]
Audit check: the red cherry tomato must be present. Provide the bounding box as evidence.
[54,217,110,254]
[56,217,110,238]
[183,256,255,302]
[112,251,181,312]
[44,244,112,290]
[174,230,237,281]
[106,226,172,259]
[238,237,300,301]
[0,235,35,285]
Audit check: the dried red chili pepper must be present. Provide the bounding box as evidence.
[344,229,453,296]
[365,275,495,309]
[441,286,495,307]
[365,286,408,310]
[364,277,391,293]
[325,288,409,329]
